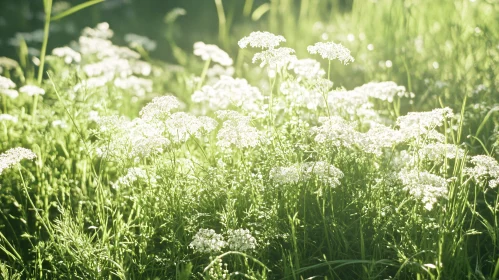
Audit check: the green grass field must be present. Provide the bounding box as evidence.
[0,0,498,279]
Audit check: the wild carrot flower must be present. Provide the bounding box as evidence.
[139,95,182,122]
[114,76,153,97]
[227,229,257,252]
[0,147,37,175]
[82,22,114,39]
[399,169,448,211]
[307,42,354,65]
[192,76,264,112]
[312,116,359,148]
[302,161,344,188]
[216,110,262,150]
[397,108,454,142]
[189,229,226,254]
[252,47,296,69]
[0,114,18,123]
[270,165,301,184]
[288,58,325,80]
[238,31,286,49]
[52,46,81,64]
[465,155,499,188]
[193,42,233,66]
[0,75,18,99]
[20,85,45,96]
[164,112,217,143]
[354,81,414,103]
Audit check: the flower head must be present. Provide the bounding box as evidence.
[307,41,354,64]
[0,147,37,175]
[238,31,286,49]
[194,42,233,66]
[52,46,81,64]
[399,169,448,210]
[189,228,226,254]
[227,229,257,252]
[139,95,182,122]
[252,47,296,69]
[20,85,45,96]
[465,155,499,188]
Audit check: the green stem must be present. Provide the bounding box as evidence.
[196,58,211,91]
[37,0,53,85]
[214,0,228,49]
[328,60,331,81]
[32,95,39,117]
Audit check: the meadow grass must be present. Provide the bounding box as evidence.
[0,0,498,279]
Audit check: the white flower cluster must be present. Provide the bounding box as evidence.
[19,85,45,96]
[125,33,157,52]
[114,75,153,97]
[398,169,448,211]
[354,81,414,103]
[82,22,113,39]
[139,95,182,122]
[312,116,359,148]
[189,228,227,254]
[307,42,354,65]
[0,114,18,123]
[83,57,132,77]
[52,46,82,64]
[279,80,324,110]
[270,161,344,188]
[192,76,264,112]
[193,42,233,66]
[165,112,217,143]
[396,107,454,142]
[288,58,325,80]
[418,143,465,162]
[0,75,18,99]
[216,111,263,150]
[0,147,37,175]
[252,47,297,69]
[327,89,378,121]
[226,229,257,252]
[465,155,499,188]
[113,167,154,189]
[238,31,286,49]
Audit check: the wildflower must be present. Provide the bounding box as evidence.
[189,229,226,254]
[307,41,354,65]
[227,229,257,252]
[238,31,286,49]
[139,95,182,122]
[280,80,324,110]
[193,42,233,66]
[192,76,264,112]
[356,123,403,156]
[302,161,344,188]
[0,147,37,175]
[418,143,465,162]
[78,36,113,56]
[114,76,153,97]
[83,57,131,77]
[73,76,111,92]
[52,46,81,64]
[0,75,16,89]
[327,89,378,121]
[312,116,359,148]
[397,108,454,142]
[270,164,301,184]
[125,33,157,52]
[131,60,152,76]
[216,110,262,150]
[20,85,45,96]
[82,22,114,39]
[165,112,217,143]
[288,58,325,80]
[399,169,448,210]
[465,155,499,188]
[0,114,18,123]
[252,47,296,69]
[354,81,414,103]
[113,167,154,189]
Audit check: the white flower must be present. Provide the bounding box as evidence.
[193,42,233,66]
[113,167,154,189]
[165,112,217,143]
[465,155,499,188]
[252,47,296,69]
[114,76,153,97]
[307,41,354,64]
[125,33,157,52]
[192,76,264,112]
[399,169,448,211]
[83,57,131,77]
[0,75,16,89]
[227,229,257,252]
[0,114,18,123]
[216,110,262,150]
[189,229,226,254]
[397,108,454,142]
[302,161,344,188]
[82,22,114,39]
[327,89,378,121]
[139,95,182,122]
[418,143,465,162]
[312,116,359,148]
[270,164,301,184]
[288,58,325,79]
[354,81,414,103]
[52,46,81,64]
[238,31,286,49]
[0,147,37,175]
[20,85,45,96]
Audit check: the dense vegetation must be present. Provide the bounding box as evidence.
[0,0,498,279]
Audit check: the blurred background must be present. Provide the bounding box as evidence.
[1,0,498,148]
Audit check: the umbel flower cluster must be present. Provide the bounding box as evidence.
[189,228,257,254]
[0,148,37,175]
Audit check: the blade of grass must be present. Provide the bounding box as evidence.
[50,0,104,21]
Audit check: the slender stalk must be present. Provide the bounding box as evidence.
[214,0,228,49]
[37,0,53,85]
[196,58,211,91]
